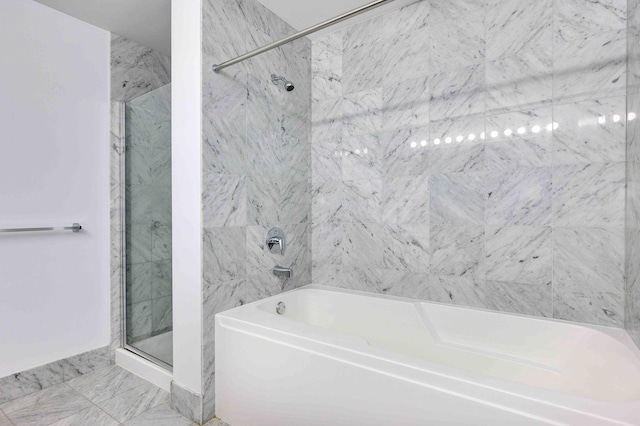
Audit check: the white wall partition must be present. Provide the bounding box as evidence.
[171,0,203,394]
[0,0,110,376]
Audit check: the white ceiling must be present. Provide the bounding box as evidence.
[33,0,171,56]
[31,0,416,58]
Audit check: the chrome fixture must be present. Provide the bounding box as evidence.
[276,301,286,315]
[271,74,295,92]
[0,223,82,234]
[273,265,292,279]
[213,0,397,73]
[266,227,285,255]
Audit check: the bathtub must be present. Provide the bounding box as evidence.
[215,285,640,425]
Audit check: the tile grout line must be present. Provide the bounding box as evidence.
[0,406,16,426]
[71,386,123,426]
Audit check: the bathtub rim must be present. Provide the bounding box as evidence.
[216,284,640,425]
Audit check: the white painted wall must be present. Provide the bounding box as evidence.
[171,0,203,394]
[0,0,110,377]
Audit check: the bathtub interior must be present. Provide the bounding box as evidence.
[256,288,640,402]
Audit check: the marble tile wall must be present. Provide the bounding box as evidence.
[124,84,173,344]
[311,0,628,327]
[626,0,640,348]
[198,0,311,422]
[110,34,172,355]
[111,34,171,103]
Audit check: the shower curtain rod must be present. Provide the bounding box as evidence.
[213,0,397,73]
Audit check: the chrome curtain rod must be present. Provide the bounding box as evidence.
[0,223,82,234]
[213,0,397,73]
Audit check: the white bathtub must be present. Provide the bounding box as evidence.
[215,285,640,425]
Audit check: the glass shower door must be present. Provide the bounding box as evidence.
[124,84,172,367]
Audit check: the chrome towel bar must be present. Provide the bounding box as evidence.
[0,223,82,234]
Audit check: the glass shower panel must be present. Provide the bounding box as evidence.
[124,84,172,366]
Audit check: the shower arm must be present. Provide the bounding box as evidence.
[213,0,397,73]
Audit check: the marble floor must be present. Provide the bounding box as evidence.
[133,331,173,366]
[0,365,227,426]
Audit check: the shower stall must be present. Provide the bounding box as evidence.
[121,83,173,367]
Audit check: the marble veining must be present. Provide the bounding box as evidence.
[484,281,552,317]
[485,168,552,225]
[554,227,625,293]
[310,0,631,330]
[200,0,312,420]
[111,34,170,102]
[552,162,625,227]
[1,366,193,426]
[485,226,552,285]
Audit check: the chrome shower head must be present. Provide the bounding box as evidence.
[271,74,295,92]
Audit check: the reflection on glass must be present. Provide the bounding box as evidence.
[124,84,172,367]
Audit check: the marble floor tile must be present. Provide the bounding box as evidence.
[552,162,625,227]
[124,402,195,426]
[485,226,552,285]
[0,383,70,415]
[553,227,624,293]
[485,167,552,225]
[5,384,92,426]
[66,365,149,404]
[484,281,552,317]
[48,405,119,426]
[0,362,64,404]
[96,382,169,423]
[430,173,485,226]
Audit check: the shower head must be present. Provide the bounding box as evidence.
[271,74,295,92]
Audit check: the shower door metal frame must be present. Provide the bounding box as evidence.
[118,101,173,372]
